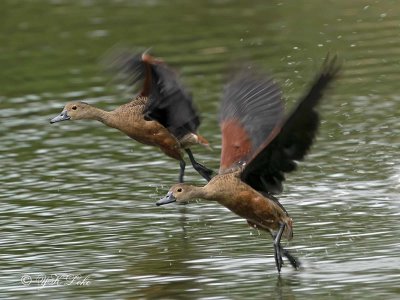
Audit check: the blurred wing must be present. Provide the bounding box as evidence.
[103,48,200,139]
[219,69,284,173]
[145,63,200,139]
[102,49,148,92]
[241,55,341,194]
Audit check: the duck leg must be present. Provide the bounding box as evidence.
[282,247,300,270]
[179,160,186,183]
[185,149,213,181]
[273,223,300,272]
[273,223,285,272]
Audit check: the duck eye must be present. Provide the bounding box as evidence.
[72,105,77,110]
[177,188,182,192]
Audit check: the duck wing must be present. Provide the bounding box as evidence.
[219,68,284,174]
[104,49,200,139]
[144,61,200,139]
[103,49,149,94]
[240,55,340,194]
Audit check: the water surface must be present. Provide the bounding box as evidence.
[1,0,400,299]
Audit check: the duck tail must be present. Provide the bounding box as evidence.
[197,134,212,150]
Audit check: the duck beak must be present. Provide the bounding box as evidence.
[50,110,70,124]
[156,191,176,206]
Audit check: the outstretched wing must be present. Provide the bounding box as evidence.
[144,60,200,139]
[219,68,284,173]
[103,49,149,92]
[103,48,200,139]
[240,55,341,194]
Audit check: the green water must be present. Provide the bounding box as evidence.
[1,0,400,299]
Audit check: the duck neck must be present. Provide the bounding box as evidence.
[187,185,215,202]
[86,106,118,128]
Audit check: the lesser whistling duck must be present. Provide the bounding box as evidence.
[156,55,340,272]
[50,51,213,183]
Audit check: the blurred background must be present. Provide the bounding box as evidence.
[1,0,400,298]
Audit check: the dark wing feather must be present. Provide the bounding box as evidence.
[219,69,284,173]
[103,48,200,139]
[144,63,200,139]
[241,55,341,194]
[102,49,147,89]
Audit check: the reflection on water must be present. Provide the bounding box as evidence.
[1,0,400,299]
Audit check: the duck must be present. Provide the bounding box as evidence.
[50,51,213,183]
[156,55,340,272]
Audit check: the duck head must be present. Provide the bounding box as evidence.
[50,101,91,124]
[156,184,196,206]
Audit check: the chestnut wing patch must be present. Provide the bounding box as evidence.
[241,55,341,194]
[220,120,252,171]
[219,69,284,173]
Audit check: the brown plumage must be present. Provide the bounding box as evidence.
[50,51,213,182]
[157,55,340,272]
